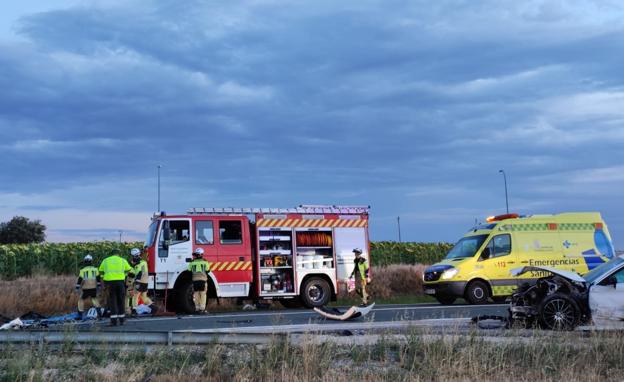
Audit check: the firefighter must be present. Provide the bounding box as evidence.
[349,248,371,306]
[130,248,157,314]
[124,250,136,317]
[125,248,140,316]
[99,250,132,326]
[188,248,212,314]
[75,254,101,319]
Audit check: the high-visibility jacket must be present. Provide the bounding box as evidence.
[99,255,132,281]
[133,260,149,284]
[188,259,211,281]
[77,266,99,289]
[350,257,369,279]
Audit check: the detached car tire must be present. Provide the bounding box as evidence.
[301,277,331,308]
[465,280,490,304]
[538,293,580,330]
[435,295,457,305]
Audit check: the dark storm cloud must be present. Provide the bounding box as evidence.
[0,0,623,243]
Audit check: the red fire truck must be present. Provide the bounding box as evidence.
[143,205,370,311]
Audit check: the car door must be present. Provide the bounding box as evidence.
[589,266,624,321]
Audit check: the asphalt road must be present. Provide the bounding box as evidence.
[78,303,509,332]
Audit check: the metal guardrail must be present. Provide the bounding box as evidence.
[0,330,283,345]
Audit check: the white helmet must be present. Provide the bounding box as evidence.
[130,248,141,257]
[193,248,204,257]
[84,255,93,262]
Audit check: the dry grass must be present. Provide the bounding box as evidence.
[3,330,624,381]
[0,275,77,318]
[368,264,426,299]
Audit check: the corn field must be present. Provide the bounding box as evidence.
[0,241,452,279]
[370,241,452,266]
[0,242,143,279]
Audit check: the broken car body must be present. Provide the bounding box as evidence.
[510,255,624,330]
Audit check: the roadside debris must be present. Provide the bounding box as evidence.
[314,303,375,321]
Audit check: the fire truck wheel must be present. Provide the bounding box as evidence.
[177,281,196,314]
[301,277,331,308]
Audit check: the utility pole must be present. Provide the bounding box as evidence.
[499,169,509,214]
[118,230,123,243]
[397,216,402,242]
[157,164,162,212]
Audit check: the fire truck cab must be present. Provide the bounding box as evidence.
[144,205,370,312]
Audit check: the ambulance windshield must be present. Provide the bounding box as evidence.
[445,234,489,259]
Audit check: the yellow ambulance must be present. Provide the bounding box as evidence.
[423,212,616,304]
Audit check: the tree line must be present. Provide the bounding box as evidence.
[0,216,46,244]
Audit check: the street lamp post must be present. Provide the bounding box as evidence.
[118,230,123,243]
[397,216,402,242]
[157,165,162,212]
[498,169,509,214]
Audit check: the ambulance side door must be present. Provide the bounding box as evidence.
[478,233,517,295]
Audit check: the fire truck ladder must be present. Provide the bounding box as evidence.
[187,205,370,215]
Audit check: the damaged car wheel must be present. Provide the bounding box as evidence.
[538,293,580,330]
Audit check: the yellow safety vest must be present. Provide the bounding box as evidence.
[99,255,131,281]
[134,260,149,284]
[78,266,99,289]
[353,258,369,279]
[188,259,211,281]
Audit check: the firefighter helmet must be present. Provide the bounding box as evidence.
[193,248,204,258]
[84,255,93,263]
[130,248,141,257]
[353,248,363,255]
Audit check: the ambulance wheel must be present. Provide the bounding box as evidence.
[465,280,490,304]
[301,277,331,308]
[177,281,196,314]
[435,295,457,305]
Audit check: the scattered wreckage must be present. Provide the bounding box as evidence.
[509,255,624,330]
[314,303,375,321]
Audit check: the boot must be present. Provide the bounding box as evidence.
[109,318,118,326]
[149,304,159,315]
[119,317,125,326]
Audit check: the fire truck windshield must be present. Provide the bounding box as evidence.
[145,220,159,247]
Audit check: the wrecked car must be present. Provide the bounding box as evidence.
[510,255,624,330]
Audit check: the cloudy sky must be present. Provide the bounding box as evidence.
[0,1,622,246]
